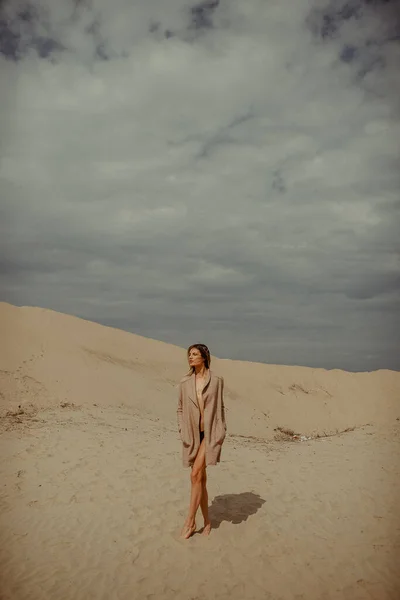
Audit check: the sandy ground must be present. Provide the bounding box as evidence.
[1,302,400,600]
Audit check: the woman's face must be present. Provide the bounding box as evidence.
[188,347,205,369]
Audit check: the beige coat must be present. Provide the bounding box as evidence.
[177,370,227,468]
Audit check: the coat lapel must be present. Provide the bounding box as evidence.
[187,370,212,407]
[203,369,211,393]
[188,373,198,408]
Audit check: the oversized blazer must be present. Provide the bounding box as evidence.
[177,370,227,468]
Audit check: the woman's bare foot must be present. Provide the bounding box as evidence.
[181,521,196,539]
[202,521,211,536]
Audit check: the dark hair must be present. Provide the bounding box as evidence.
[187,343,211,372]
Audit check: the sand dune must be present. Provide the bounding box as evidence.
[0,302,399,599]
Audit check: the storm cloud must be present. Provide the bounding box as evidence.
[1,0,399,371]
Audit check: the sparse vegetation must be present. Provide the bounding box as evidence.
[273,426,300,441]
[274,425,358,442]
[288,384,310,394]
[60,401,79,409]
[5,403,37,419]
[5,405,26,418]
[1,403,39,431]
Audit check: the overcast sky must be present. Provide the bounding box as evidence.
[1,0,399,372]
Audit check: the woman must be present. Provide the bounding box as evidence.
[177,343,227,539]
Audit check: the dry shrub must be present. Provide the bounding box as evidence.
[5,403,37,419]
[60,401,80,410]
[273,426,300,442]
[1,403,39,430]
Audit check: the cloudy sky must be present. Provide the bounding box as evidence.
[1,0,399,372]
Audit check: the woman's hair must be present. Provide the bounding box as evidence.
[187,343,211,372]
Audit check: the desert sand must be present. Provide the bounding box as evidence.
[0,301,399,600]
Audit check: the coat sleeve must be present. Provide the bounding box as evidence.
[177,382,183,438]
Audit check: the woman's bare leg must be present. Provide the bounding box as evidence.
[181,439,206,538]
[200,470,211,536]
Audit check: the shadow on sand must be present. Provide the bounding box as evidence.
[208,492,265,529]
